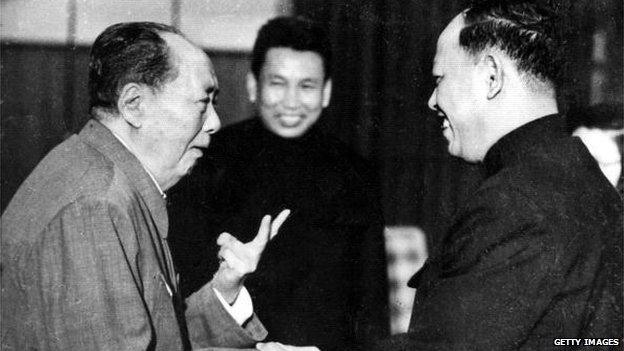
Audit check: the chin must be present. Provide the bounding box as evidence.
[276,130,306,138]
[181,163,196,176]
[187,165,200,177]
[270,125,310,138]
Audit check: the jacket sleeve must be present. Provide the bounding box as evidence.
[185,282,267,349]
[15,198,154,350]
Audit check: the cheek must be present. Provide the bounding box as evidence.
[170,116,203,152]
[445,87,473,117]
[300,91,324,110]
[260,87,282,106]
[180,105,205,131]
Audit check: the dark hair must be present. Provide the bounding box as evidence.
[88,22,183,113]
[460,0,564,85]
[251,16,332,81]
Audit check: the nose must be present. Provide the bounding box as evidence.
[282,86,299,109]
[202,104,221,134]
[427,90,437,111]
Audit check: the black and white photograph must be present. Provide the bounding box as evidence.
[1,0,622,350]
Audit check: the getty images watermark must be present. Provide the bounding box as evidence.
[553,338,621,347]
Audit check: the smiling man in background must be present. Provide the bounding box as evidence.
[377,0,622,349]
[1,21,289,350]
[168,16,389,351]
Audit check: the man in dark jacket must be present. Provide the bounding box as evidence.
[168,16,389,351]
[377,1,623,350]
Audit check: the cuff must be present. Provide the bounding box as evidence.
[186,282,267,349]
[213,286,254,325]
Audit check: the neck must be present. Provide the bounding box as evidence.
[508,91,559,121]
[492,87,558,136]
[98,114,169,192]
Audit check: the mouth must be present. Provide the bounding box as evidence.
[192,148,204,158]
[188,145,207,159]
[193,136,211,151]
[441,118,450,130]
[277,114,305,127]
[435,110,449,129]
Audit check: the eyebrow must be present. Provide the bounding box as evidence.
[301,77,322,83]
[198,87,219,103]
[265,73,285,80]
[265,74,322,83]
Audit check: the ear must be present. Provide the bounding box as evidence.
[321,79,332,108]
[246,72,258,103]
[117,83,145,128]
[483,53,503,100]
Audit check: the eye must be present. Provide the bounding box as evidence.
[197,98,210,112]
[301,83,318,90]
[269,80,285,87]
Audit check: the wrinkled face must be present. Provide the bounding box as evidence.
[141,34,221,190]
[428,14,489,162]
[249,47,331,138]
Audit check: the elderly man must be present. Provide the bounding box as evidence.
[377,1,622,350]
[1,22,289,350]
[167,16,388,351]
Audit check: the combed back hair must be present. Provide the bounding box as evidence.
[460,0,564,86]
[88,22,183,114]
[251,16,332,81]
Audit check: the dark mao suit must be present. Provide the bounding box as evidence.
[378,115,623,350]
[168,118,389,351]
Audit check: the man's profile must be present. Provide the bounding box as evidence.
[377,1,622,349]
[1,21,288,350]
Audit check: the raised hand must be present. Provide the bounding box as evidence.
[212,209,290,303]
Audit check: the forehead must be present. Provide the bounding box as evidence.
[163,33,218,89]
[262,47,325,79]
[433,14,468,70]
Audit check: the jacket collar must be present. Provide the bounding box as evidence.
[78,119,169,238]
[483,114,565,177]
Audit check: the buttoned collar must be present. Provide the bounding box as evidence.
[483,114,565,177]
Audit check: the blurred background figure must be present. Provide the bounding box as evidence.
[383,226,427,334]
[569,103,623,195]
[167,16,389,351]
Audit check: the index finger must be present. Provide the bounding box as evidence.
[270,209,291,240]
[251,214,272,247]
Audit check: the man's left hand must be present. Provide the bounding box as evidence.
[212,209,290,303]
